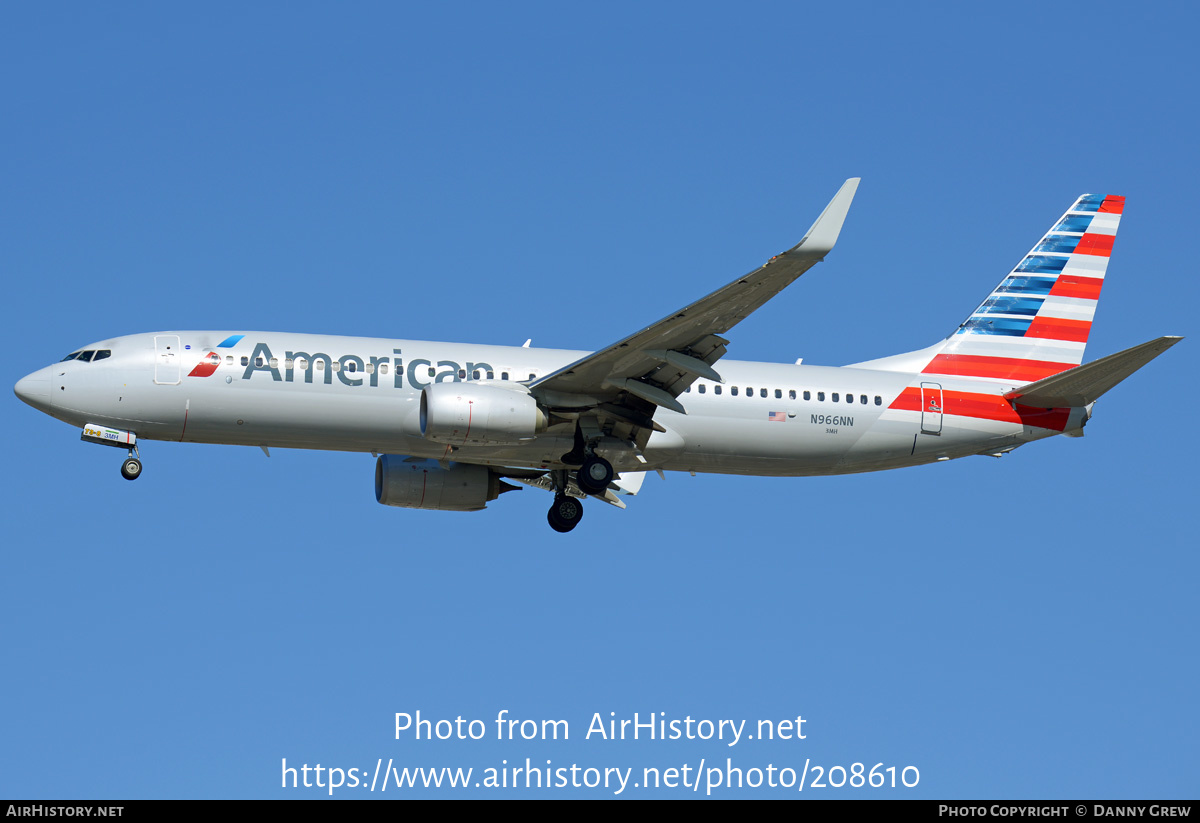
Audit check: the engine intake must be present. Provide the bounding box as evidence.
[420,382,547,446]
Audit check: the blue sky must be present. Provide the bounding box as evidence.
[2,3,1196,798]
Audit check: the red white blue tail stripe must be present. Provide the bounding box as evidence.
[922,193,1123,383]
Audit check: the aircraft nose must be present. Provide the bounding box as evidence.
[14,368,53,413]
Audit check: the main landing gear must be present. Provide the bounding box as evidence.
[120,449,142,481]
[575,454,613,495]
[544,453,615,533]
[547,494,584,533]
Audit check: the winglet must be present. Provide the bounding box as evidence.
[794,177,860,256]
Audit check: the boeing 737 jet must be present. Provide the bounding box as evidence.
[13,180,1181,531]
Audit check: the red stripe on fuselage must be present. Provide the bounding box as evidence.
[923,354,1074,382]
[1074,233,1114,257]
[1049,274,1103,300]
[888,387,1071,431]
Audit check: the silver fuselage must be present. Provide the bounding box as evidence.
[14,330,1069,477]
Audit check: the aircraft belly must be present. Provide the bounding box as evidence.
[178,384,423,449]
[658,408,877,476]
[166,383,578,467]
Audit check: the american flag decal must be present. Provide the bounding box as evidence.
[768,411,786,422]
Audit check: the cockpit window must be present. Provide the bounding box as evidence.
[61,349,111,362]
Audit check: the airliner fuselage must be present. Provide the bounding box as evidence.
[15,330,1070,476]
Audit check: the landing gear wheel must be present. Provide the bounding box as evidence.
[120,457,143,481]
[575,455,614,495]
[547,494,584,533]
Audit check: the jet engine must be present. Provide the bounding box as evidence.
[419,382,547,446]
[375,455,520,511]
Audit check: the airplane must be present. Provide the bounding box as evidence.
[13,180,1182,532]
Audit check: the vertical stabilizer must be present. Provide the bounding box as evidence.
[919,194,1124,383]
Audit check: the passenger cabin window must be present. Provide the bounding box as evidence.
[698,384,706,394]
[803,391,810,400]
[846,394,853,404]
[241,356,249,366]
[731,387,739,396]
[225,356,234,365]
[875,395,882,406]
[860,394,868,405]
[380,364,389,375]
[501,372,509,380]
[346,361,356,372]
[487,371,494,379]
[817,392,825,401]
[832,393,839,402]
[428,367,436,377]
[714,385,722,395]
[458,369,467,379]
[761,388,768,398]
[775,389,782,399]
[472,370,481,380]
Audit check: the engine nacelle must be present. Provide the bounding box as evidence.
[420,382,547,446]
[375,455,518,512]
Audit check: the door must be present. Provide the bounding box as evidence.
[920,381,943,435]
[154,335,181,385]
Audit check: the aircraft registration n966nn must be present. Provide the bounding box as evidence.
[13,180,1182,532]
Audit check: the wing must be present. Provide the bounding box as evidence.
[530,178,860,442]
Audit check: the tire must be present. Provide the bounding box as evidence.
[120,458,142,481]
[575,456,614,495]
[547,495,583,532]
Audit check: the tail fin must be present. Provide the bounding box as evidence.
[922,194,1124,383]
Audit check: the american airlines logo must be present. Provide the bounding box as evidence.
[216,342,498,390]
[187,351,222,378]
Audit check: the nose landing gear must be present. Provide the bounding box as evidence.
[80,424,143,481]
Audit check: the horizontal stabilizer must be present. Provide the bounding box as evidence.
[1004,336,1182,408]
